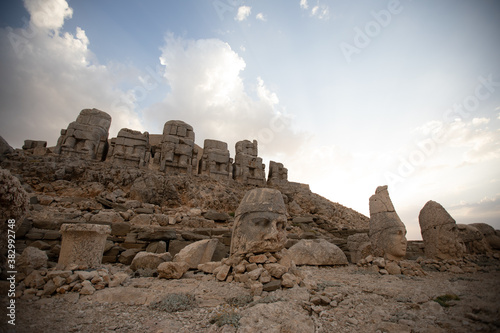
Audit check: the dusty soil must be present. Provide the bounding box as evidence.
[8,263,500,333]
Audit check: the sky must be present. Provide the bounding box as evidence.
[1,0,499,240]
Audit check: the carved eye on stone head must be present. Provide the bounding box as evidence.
[252,218,271,228]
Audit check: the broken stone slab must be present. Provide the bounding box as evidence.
[470,223,500,250]
[173,238,219,269]
[136,228,177,241]
[288,239,348,266]
[57,223,111,270]
[18,246,48,273]
[130,251,172,271]
[157,261,189,279]
[292,216,315,224]
[95,196,127,212]
[202,210,230,222]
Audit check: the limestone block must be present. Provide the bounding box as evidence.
[471,223,500,250]
[18,246,48,271]
[57,223,111,269]
[267,161,288,186]
[130,251,172,271]
[55,108,111,160]
[158,120,196,173]
[157,261,189,279]
[173,238,219,269]
[347,233,372,264]
[288,239,348,266]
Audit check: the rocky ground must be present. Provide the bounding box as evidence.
[7,259,500,333]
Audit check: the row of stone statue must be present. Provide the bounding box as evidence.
[52,108,288,186]
[362,186,499,262]
[216,185,500,262]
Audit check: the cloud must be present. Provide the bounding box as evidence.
[447,194,500,229]
[24,0,73,30]
[235,6,251,22]
[472,117,490,126]
[143,34,304,158]
[256,13,266,22]
[300,0,330,20]
[0,0,143,148]
[413,117,500,165]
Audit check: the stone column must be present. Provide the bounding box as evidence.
[58,224,111,269]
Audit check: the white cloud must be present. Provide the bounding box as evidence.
[256,13,266,22]
[472,117,490,126]
[235,6,251,22]
[300,0,330,20]
[23,0,73,30]
[447,194,500,229]
[0,0,143,148]
[414,118,500,165]
[143,34,303,157]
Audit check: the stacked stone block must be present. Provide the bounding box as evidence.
[55,108,111,161]
[109,128,150,167]
[233,140,266,186]
[198,139,232,181]
[159,120,197,174]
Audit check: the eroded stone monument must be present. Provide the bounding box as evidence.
[419,200,465,260]
[110,128,150,167]
[369,186,407,261]
[267,161,288,186]
[55,108,111,160]
[58,223,111,269]
[230,188,287,256]
[198,139,232,180]
[233,140,266,186]
[159,120,197,174]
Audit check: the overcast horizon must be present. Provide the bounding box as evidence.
[1,0,499,240]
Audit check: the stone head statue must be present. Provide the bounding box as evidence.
[230,188,287,256]
[369,186,407,261]
[419,200,465,259]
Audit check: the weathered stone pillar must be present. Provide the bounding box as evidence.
[58,224,111,269]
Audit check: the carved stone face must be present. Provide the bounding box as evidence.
[231,211,287,255]
[381,226,407,261]
[230,188,287,256]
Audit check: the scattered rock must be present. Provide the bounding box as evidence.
[288,239,348,266]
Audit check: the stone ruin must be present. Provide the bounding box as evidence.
[57,223,111,270]
[26,108,293,186]
[419,200,466,260]
[108,128,150,168]
[230,188,288,256]
[368,186,407,261]
[198,139,232,181]
[267,161,288,186]
[233,140,266,186]
[159,120,197,174]
[55,108,111,161]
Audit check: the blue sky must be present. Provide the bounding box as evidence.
[1,0,499,239]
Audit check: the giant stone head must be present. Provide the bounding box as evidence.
[230,188,287,256]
